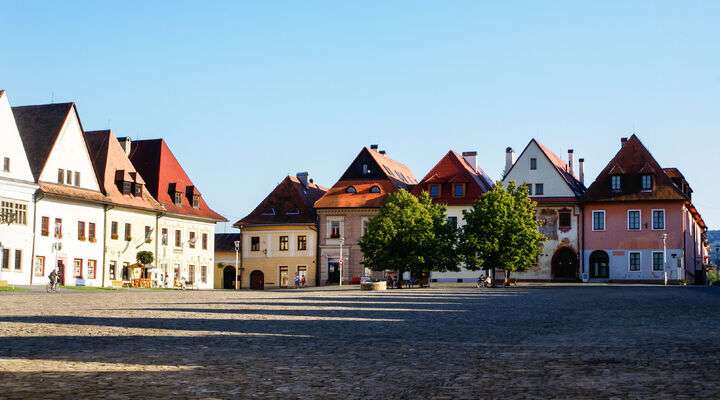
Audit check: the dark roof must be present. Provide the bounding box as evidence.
[12,103,75,180]
[584,134,687,202]
[215,233,241,252]
[236,175,327,227]
[412,150,494,205]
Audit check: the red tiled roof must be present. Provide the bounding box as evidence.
[84,130,165,212]
[236,175,327,227]
[38,182,107,204]
[412,150,493,205]
[314,180,398,209]
[128,139,226,221]
[584,135,687,202]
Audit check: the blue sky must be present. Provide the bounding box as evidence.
[2,1,719,230]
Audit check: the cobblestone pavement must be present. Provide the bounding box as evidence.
[0,285,719,399]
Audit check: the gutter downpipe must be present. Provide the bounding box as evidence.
[28,189,41,286]
[101,204,110,287]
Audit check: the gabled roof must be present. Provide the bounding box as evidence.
[235,175,327,227]
[12,102,75,181]
[365,147,417,186]
[584,134,686,202]
[314,180,399,209]
[84,130,164,212]
[128,139,226,221]
[412,150,494,205]
[504,138,585,197]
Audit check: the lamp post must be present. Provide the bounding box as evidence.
[234,240,240,290]
[0,241,4,283]
[662,233,668,285]
[339,237,345,286]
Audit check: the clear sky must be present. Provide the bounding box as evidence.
[2,1,719,230]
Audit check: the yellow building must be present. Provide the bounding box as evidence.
[232,173,326,289]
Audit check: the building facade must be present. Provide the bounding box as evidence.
[583,135,709,283]
[214,233,241,289]
[314,145,417,285]
[128,139,225,289]
[412,150,494,282]
[234,173,326,289]
[14,102,106,286]
[503,140,586,280]
[0,90,37,285]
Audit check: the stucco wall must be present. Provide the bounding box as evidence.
[317,209,378,284]
[156,215,216,289]
[103,207,158,286]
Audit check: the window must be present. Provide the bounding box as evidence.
[145,226,152,243]
[641,175,653,191]
[189,231,196,248]
[652,252,664,271]
[54,218,63,238]
[251,236,260,251]
[121,181,132,195]
[525,183,532,196]
[124,223,132,241]
[429,184,441,198]
[133,183,142,197]
[88,223,96,242]
[535,183,544,196]
[201,265,208,283]
[161,228,168,245]
[530,158,537,170]
[627,210,641,230]
[453,183,465,198]
[174,192,182,205]
[78,221,86,241]
[2,156,9,172]
[298,235,307,251]
[1,201,27,225]
[611,175,622,192]
[111,221,118,239]
[362,164,369,175]
[74,171,80,187]
[66,170,73,185]
[279,266,289,287]
[192,195,199,208]
[629,252,641,272]
[175,230,182,247]
[87,260,97,279]
[279,236,289,251]
[122,262,130,280]
[14,249,22,270]
[447,216,458,229]
[345,186,357,194]
[652,209,665,230]
[41,216,49,236]
[1,248,8,269]
[592,211,605,231]
[362,219,370,236]
[202,233,208,250]
[370,185,381,194]
[34,256,45,277]
[189,265,196,283]
[57,169,64,184]
[109,261,117,280]
[330,221,341,238]
[74,259,83,278]
[559,210,572,230]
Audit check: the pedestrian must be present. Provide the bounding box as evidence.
[164,272,169,288]
[294,273,300,288]
[300,274,306,288]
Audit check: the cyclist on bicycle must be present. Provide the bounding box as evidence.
[48,269,59,289]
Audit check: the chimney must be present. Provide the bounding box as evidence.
[568,149,574,177]
[379,150,386,155]
[462,151,477,171]
[621,137,628,147]
[118,137,132,156]
[370,144,379,150]
[296,172,309,187]
[504,147,515,175]
[578,158,585,185]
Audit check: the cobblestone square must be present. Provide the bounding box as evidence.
[1,285,718,399]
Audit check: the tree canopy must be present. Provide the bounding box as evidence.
[136,251,154,266]
[459,181,544,283]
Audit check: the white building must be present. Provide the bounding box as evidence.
[128,139,225,289]
[502,139,586,280]
[0,90,37,285]
[14,102,107,286]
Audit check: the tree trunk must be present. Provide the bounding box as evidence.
[491,266,496,287]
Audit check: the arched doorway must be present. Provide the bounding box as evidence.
[589,250,610,279]
[223,266,236,289]
[551,247,579,280]
[250,270,264,290]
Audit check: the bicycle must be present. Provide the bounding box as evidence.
[46,281,59,293]
[475,274,492,288]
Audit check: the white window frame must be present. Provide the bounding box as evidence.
[651,251,665,271]
[628,251,642,272]
[591,210,606,231]
[535,183,544,196]
[611,175,621,192]
[327,217,344,239]
[651,209,666,231]
[641,175,653,192]
[627,209,642,231]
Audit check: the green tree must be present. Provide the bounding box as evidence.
[459,181,544,286]
[136,251,154,266]
[359,190,459,287]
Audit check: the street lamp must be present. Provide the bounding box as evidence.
[339,237,345,286]
[662,233,668,285]
[234,240,241,290]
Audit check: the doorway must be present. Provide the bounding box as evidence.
[57,260,65,286]
[223,266,236,289]
[327,261,340,285]
[250,270,264,290]
[589,250,610,279]
[551,247,579,280]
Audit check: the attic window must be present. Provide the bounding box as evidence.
[362,164,370,175]
[3,157,9,172]
[174,192,182,205]
[429,184,441,198]
[530,158,537,170]
[121,181,132,195]
[133,183,142,197]
[262,208,276,215]
[611,175,622,192]
[192,194,200,208]
[370,185,381,194]
[346,186,357,194]
[286,209,300,215]
[641,175,653,192]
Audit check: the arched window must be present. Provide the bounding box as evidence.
[369,185,381,194]
[345,186,357,194]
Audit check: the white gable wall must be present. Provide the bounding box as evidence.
[0,92,34,182]
[502,141,575,197]
[38,108,100,191]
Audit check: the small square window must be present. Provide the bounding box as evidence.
[611,175,622,192]
[530,158,537,170]
[297,235,307,251]
[74,171,80,187]
[592,211,605,231]
[652,252,664,271]
[628,210,641,230]
[279,236,289,251]
[535,183,544,196]
[251,236,260,251]
[652,210,665,230]
[641,175,653,191]
[453,183,465,198]
[2,157,9,172]
[558,211,571,229]
[429,184,441,198]
[58,169,65,184]
[447,216,458,229]
[629,252,641,271]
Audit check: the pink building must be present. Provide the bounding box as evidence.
[583,135,709,283]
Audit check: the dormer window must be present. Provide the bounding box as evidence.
[133,183,143,197]
[429,184,441,198]
[57,169,64,184]
[174,192,182,205]
[641,175,653,192]
[370,185,381,194]
[346,186,357,194]
[453,183,465,198]
[262,208,276,215]
[286,209,300,215]
[121,181,132,195]
[192,194,200,208]
[611,175,622,192]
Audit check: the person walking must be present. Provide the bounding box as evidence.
[294,273,300,289]
[300,274,306,288]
